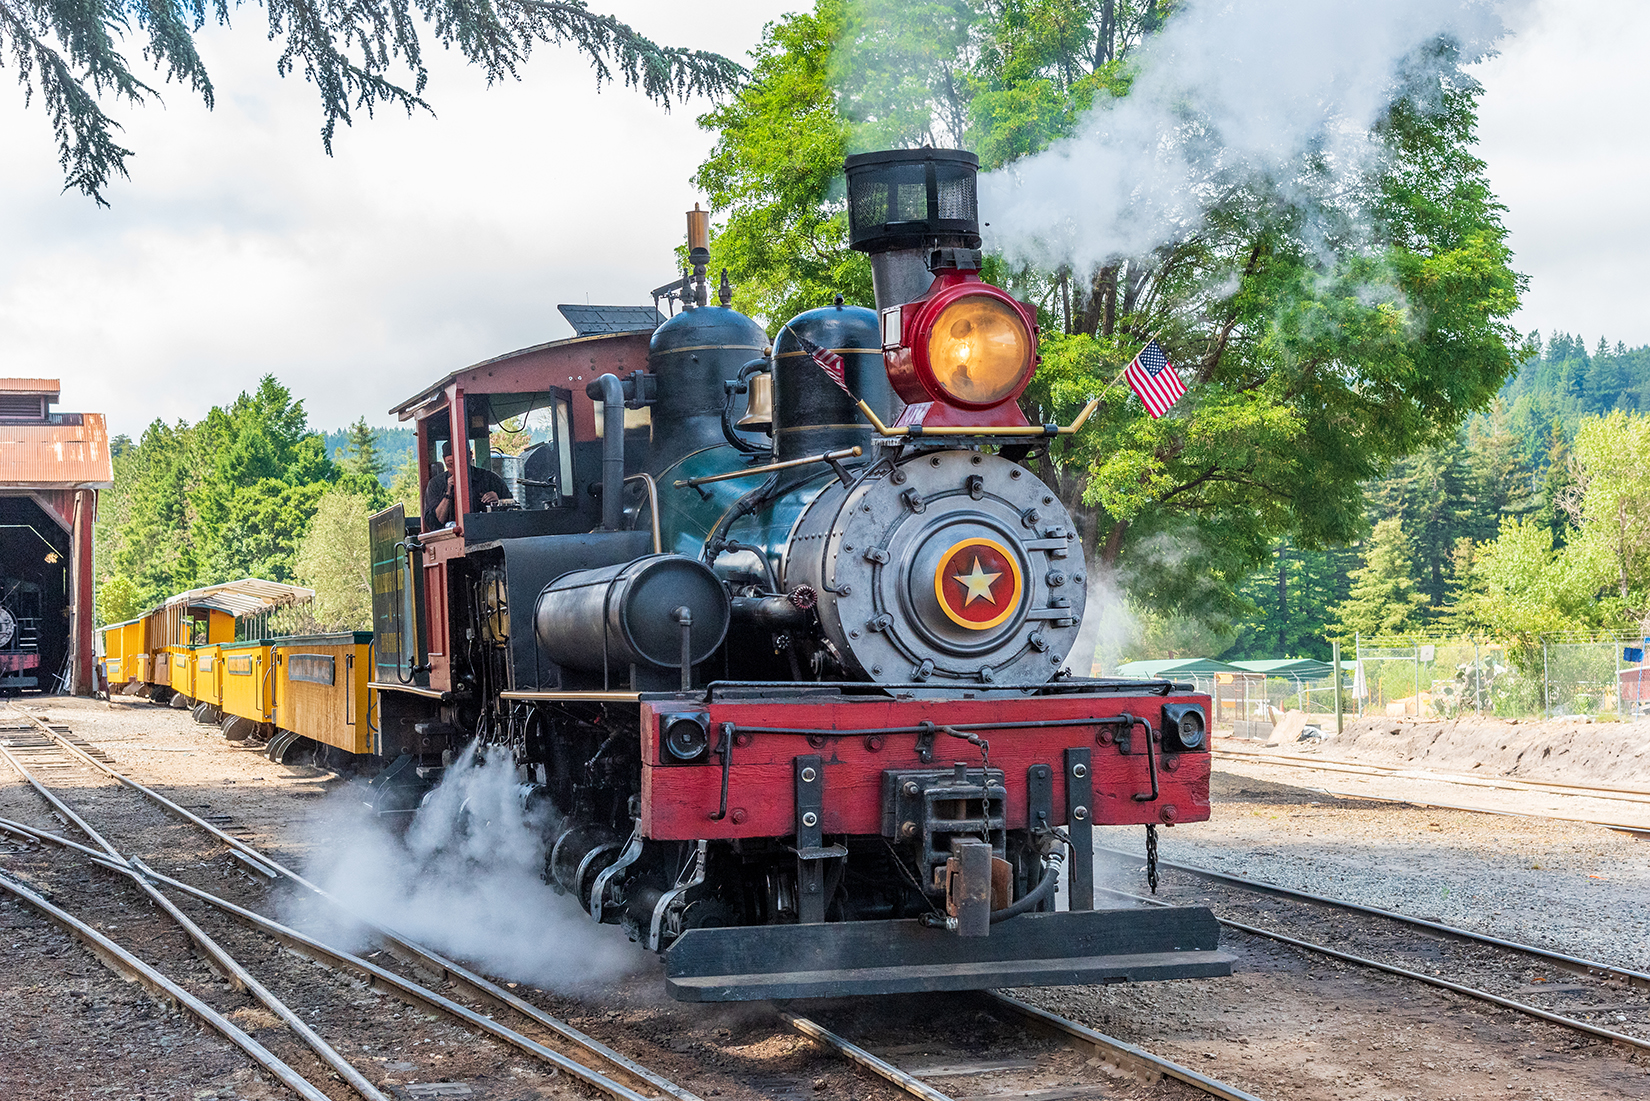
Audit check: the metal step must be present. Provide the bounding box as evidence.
[665,906,1234,1002]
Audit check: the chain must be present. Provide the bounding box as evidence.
[1145,823,1159,895]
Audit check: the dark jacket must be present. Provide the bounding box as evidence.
[422,465,510,529]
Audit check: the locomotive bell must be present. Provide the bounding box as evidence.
[735,370,774,432]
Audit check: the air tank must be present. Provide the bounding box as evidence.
[533,555,731,673]
[771,303,895,461]
[647,306,769,470]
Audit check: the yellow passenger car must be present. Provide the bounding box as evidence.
[271,633,375,755]
[219,640,275,727]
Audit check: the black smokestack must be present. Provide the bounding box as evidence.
[844,148,981,313]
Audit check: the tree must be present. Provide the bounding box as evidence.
[1225,539,1357,661]
[695,0,866,328]
[95,374,356,609]
[1450,516,1603,659]
[338,418,385,482]
[96,573,142,625]
[1330,519,1427,641]
[6,0,744,203]
[698,3,1526,630]
[1565,411,1650,618]
[295,490,376,630]
[389,450,422,516]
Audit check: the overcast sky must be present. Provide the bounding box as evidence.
[0,0,1643,438]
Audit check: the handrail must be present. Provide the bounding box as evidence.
[673,447,862,489]
[855,396,1101,438]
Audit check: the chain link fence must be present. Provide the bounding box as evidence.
[1354,632,1643,719]
[1213,670,1343,735]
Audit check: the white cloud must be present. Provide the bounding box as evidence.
[1473,0,1650,347]
[0,0,1642,440]
[0,3,781,435]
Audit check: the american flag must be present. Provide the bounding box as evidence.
[790,327,852,396]
[1124,339,1186,418]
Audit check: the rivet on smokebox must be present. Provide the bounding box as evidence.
[1159,805,1178,825]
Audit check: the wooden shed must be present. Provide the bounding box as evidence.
[0,379,111,694]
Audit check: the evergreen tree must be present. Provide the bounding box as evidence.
[1224,540,1357,661]
[1330,519,1428,641]
[9,0,743,203]
[1463,399,1535,541]
[338,418,385,482]
[1538,425,1577,549]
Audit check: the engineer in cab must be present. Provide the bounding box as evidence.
[422,442,512,529]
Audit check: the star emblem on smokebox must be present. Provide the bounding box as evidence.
[953,557,1002,606]
[933,537,1022,631]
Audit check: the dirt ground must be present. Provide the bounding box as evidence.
[1276,713,1650,788]
[2,694,1648,1101]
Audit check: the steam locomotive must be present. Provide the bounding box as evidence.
[103,148,1231,999]
[358,148,1232,999]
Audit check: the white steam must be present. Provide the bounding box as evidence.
[980,0,1522,269]
[1068,567,1137,676]
[290,746,646,991]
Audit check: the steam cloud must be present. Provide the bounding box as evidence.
[1068,567,1137,676]
[291,746,647,991]
[979,0,1523,269]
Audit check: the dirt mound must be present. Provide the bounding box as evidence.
[1316,714,1650,787]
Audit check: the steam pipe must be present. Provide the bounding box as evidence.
[587,374,626,531]
[991,853,1062,923]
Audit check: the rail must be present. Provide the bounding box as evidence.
[1095,852,1650,1052]
[2,705,697,1101]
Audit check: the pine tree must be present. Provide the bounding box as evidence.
[339,418,385,482]
[1330,519,1428,641]
[8,1,743,203]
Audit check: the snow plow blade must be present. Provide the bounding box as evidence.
[664,906,1233,1002]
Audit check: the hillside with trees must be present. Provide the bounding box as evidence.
[1222,334,1650,661]
[95,378,390,630]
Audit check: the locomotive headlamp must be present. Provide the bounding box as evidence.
[883,275,1039,419]
[662,712,711,763]
[1161,703,1207,752]
[926,295,1033,406]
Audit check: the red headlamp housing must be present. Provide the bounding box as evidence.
[882,271,1040,430]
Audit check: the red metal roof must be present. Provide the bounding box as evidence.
[0,378,62,396]
[0,413,113,488]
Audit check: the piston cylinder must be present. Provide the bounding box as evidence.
[534,554,731,672]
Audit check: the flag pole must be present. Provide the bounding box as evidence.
[1090,328,1165,405]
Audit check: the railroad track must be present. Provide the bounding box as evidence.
[1096,846,1650,1054]
[780,993,1269,1101]
[2,705,1277,1101]
[0,706,698,1101]
[1213,746,1650,837]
